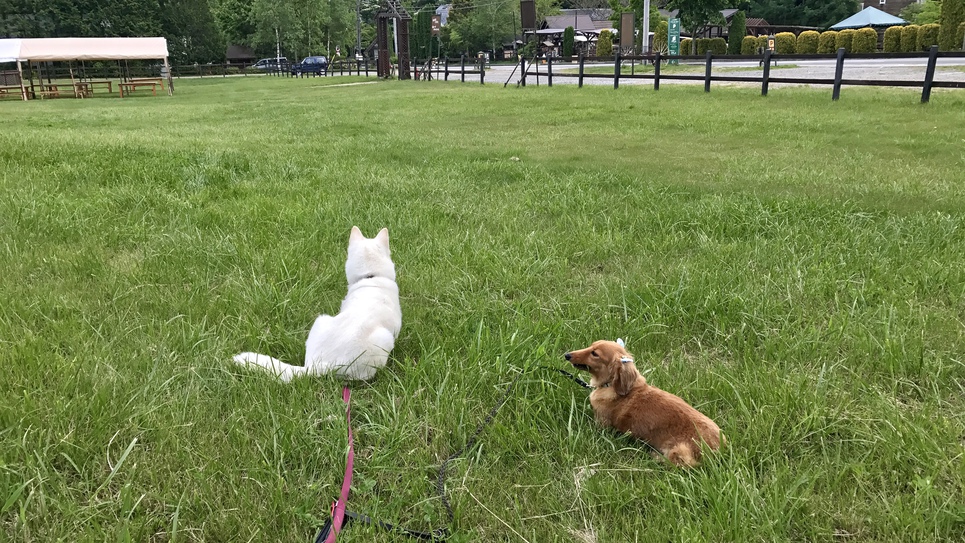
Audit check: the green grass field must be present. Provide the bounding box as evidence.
[1,76,964,542]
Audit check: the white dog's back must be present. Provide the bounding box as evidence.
[234,227,402,381]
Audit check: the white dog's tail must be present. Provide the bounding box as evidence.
[233,352,308,383]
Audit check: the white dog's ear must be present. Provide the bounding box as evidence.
[616,338,625,348]
[375,227,390,250]
[350,226,364,243]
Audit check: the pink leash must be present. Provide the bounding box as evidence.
[324,386,354,543]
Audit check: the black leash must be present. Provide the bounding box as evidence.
[313,365,590,542]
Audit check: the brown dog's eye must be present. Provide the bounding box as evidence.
[591,350,598,357]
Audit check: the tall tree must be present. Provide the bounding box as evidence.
[212,0,256,47]
[161,0,224,63]
[738,0,859,28]
[666,0,729,52]
[938,0,964,49]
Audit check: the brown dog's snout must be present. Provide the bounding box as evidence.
[564,352,572,361]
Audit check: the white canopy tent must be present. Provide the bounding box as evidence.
[0,37,173,100]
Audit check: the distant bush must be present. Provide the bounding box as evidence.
[757,35,768,51]
[775,32,796,53]
[796,30,820,54]
[852,28,878,52]
[680,38,693,55]
[900,25,919,52]
[653,20,668,52]
[741,35,758,55]
[917,23,940,50]
[597,29,614,57]
[883,26,902,52]
[818,31,838,53]
[835,29,855,52]
[703,37,727,55]
[562,26,575,57]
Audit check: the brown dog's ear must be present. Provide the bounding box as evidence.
[614,353,638,396]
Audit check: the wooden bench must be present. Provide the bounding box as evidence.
[118,81,158,98]
[36,84,61,99]
[0,85,23,98]
[129,77,164,90]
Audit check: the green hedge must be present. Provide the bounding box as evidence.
[741,35,758,55]
[653,20,668,52]
[852,28,878,52]
[757,35,768,52]
[818,31,838,53]
[917,23,940,50]
[597,29,614,57]
[883,26,902,52]
[796,30,820,54]
[775,32,796,53]
[680,38,693,55]
[900,25,919,52]
[938,0,965,50]
[835,29,855,52]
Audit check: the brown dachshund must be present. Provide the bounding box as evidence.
[564,339,723,467]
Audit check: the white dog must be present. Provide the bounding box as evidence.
[234,226,402,381]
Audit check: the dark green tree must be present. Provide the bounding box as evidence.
[938,0,965,49]
[161,0,224,63]
[562,25,575,56]
[411,10,433,60]
[727,10,745,54]
[737,0,858,29]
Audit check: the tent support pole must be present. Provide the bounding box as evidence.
[163,56,174,95]
[16,60,27,100]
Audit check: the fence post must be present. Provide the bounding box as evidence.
[654,51,661,90]
[832,47,846,101]
[480,57,485,84]
[614,50,621,89]
[761,48,771,96]
[704,49,712,92]
[444,57,449,81]
[548,55,553,87]
[521,57,527,87]
[461,54,466,83]
[578,52,585,88]
[921,45,939,103]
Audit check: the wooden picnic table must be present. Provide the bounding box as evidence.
[83,80,114,93]
[118,80,158,98]
[36,83,62,99]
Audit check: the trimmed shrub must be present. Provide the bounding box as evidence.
[818,31,838,53]
[917,23,941,50]
[852,27,878,52]
[597,29,614,57]
[680,37,693,55]
[796,30,820,54]
[918,24,939,50]
[775,32,796,53]
[883,26,902,52]
[757,35,768,51]
[562,26,575,57]
[835,29,855,52]
[710,37,727,55]
[938,0,965,50]
[728,11,746,54]
[900,25,919,51]
[741,35,758,55]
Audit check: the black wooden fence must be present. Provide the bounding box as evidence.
[419,46,965,104]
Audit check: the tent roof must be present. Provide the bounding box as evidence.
[0,37,169,62]
[830,6,906,30]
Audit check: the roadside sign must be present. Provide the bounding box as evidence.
[668,18,680,65]
[767,34,775,52]
[431,15,441,36]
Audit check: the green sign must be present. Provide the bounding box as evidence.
[668,18,680,65]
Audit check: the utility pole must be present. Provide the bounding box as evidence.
[356,0,362,57]
[642,0,650,53]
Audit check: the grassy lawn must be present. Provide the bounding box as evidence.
[1,76,964,542]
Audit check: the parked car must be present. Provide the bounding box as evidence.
[252,57,289,71]
[291,56,329,76]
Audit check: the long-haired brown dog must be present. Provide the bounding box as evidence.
[564,339,723,467]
